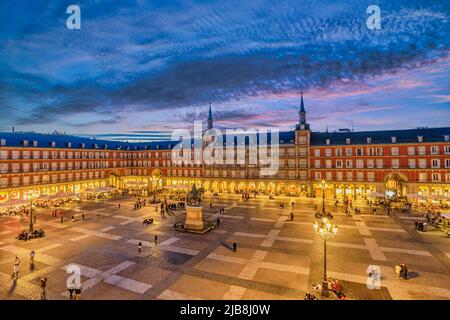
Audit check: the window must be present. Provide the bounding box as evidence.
[446,173,450,182]
[346,138,351,144]
[326,172,332,180]
[325,149,332,156]
[357,172,364,181]
[418,136,423,143]
[431,159,440,168]
[430,146,439,155]
[356,148,363,156]
[408,159,416,169]
[376,159,384,168]
[314,149,320,157]
[356,159,364,169]
[432,173,441,182]
[367,147,374,156]
[336,160,343,168]
[346,160,353,168]
[392,159,399,169]
[0,139,5,146]
[346,148,352,156]
[346,171,353,180]
[326,139,330,145]
[391,147,399,156]
[367,159,374,168]
[314,160,321,168]
[445,146,450,154]
[367,172,375,181]
[337,172,343,181]
[375,147,383,156]
[445,135,450,142]
[418,159,427,169]
[418,146,426,155]
[419,173,427,182]
[367,137,372,144]
[335,148,342,156]
[314,172,321,180]
[446,159,450,168]
[325,160,332,168]
[407,146,415,155]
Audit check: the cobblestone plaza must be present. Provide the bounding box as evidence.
[1,194,449,300]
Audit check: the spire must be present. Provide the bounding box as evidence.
[296,90,310,130]
[299,90,306,125]
[207,103,213,130]
[300,90,306,113]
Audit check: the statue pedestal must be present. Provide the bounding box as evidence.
[185,206,204,230]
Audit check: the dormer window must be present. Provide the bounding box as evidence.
[79,143,85,149]
[49,141,56,147]
[103,144,108,149]
[367,137,372,144]
[65,142,72,148]
[444,135,449,142]
[32,140,38,147]
[418,136,423,143]
[0,139,5,146]
[21,140,28,147]
[326,139,330,145]
[346,138,351,145]
[391,137,397,143]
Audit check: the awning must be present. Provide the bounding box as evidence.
[0,199,29,208]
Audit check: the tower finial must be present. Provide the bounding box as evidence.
[207,103,213,130]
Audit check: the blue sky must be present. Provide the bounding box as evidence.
[0,0,449,140]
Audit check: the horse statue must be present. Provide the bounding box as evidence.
[186,184,204,207]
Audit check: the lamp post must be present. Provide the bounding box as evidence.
[321,180,327,215]
[313,217,338,297]
[28,199,35,232]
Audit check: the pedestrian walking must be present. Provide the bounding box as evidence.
[210,202,212,209]
[40,277,47,300]
[13,256,20,280]
[82,213,85,221]
[290,212,294,221]
[154,235,158,246]
[232,241,237,252]
[372,208,377,216]
[118,203,121,209]
[138,242,142,253]
[60,216,64,224]
[30,250,35,270]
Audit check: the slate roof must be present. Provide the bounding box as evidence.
[310,127,450,146]
[0,127,448,150]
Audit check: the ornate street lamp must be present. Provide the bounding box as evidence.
[321,180,327,214]
[313,217,338,297]
[28,199,35,232]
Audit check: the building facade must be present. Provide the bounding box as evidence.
[0,95,449,202]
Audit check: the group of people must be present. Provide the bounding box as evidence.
[16,228,45,241]
[133,198,147,210]
[0,204,31,217]
[11,253,50,300]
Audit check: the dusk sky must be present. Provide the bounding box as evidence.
[0,0,449,141]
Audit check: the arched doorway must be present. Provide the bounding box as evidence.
[385,173,407,199]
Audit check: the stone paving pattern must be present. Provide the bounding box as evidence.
[1,194,449,300]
